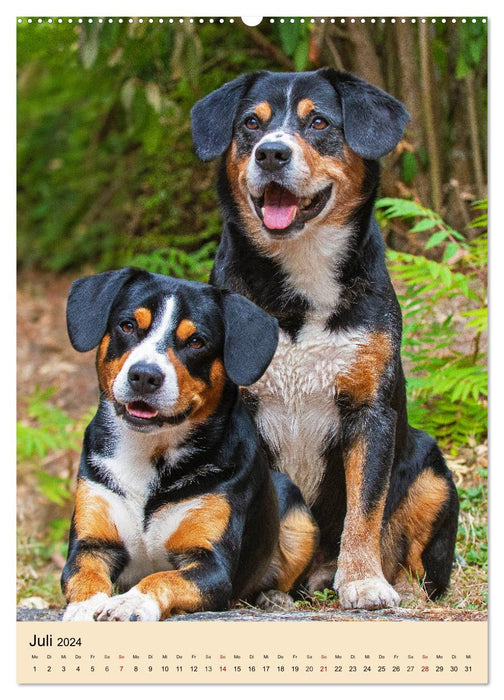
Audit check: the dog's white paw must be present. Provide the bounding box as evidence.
[94,589,161,622]
[62,593,111,621]
[336,576,401,610]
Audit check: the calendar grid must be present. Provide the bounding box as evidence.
[17,620,487,684]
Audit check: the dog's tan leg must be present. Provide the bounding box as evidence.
[256,505,318,610]
[91,567,204,621]
[62,480,125,621]
[93,494,235,621]
[275,506,319,592]
[381,467,452,599]
[334,437,400,609]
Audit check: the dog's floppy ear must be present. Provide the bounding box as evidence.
[320,68,410,160]
[66,267,141,352]
[221,291,279,386]
[190,72,261,161]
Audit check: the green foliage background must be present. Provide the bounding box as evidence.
[18,19,313,279]
[19,21,215,277]
[377,199,487,450]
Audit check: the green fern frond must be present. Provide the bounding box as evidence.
[380,198,487,448]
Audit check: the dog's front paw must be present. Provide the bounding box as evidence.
[336,576,400,610]
[94,589,161,621]
[62,593,111,621]
[255,589,296,612]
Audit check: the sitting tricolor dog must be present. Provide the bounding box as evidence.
[191,69,460,609]
[62,267,318,621]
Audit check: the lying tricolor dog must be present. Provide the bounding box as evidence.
[62,268,318,621]
[191,68,459,609]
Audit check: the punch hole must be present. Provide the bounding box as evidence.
[241,17,263,27]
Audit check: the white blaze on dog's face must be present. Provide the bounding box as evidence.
[112,297,180,420]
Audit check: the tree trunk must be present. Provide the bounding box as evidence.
[419,22,443,213]
[346,22,385,89]
[465,72,486,200]
[394,21,431,206]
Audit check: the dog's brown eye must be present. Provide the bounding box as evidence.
[311,117,329,130]
[187,335,204,350]
[120,320,136,334]
[245,116,259,130]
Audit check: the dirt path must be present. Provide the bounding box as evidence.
[17,270,98,419]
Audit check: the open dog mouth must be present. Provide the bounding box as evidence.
[251,182,332,234]
[115,400,192,428]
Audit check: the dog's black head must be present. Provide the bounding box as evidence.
[66,268,278,432]
[191,69,409,241]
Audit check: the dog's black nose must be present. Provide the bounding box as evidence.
[128,362,164,394]
[255,141,292,171]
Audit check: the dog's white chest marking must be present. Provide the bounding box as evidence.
[252,320,368,505]
[89,416,199,590]
[269,220,353,312]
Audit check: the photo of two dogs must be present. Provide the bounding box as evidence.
[61,68,459,622]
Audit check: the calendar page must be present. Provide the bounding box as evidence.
[16,10,488,686]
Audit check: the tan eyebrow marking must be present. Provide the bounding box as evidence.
[254,101,272,122]
[176,319,197,342]
[297,98,315,119]
[133,307,152,330]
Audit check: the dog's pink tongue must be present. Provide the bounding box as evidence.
[263,183,300,230]
[127,402,158,419]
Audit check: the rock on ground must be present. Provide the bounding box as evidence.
[16,607,487,623]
